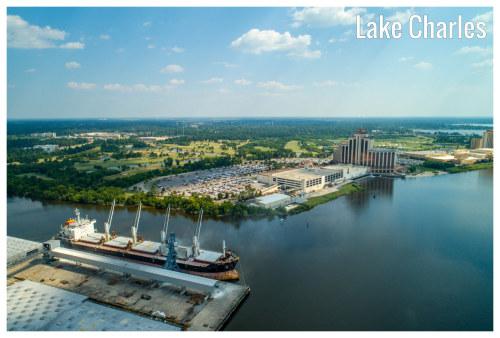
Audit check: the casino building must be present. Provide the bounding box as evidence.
[333,129,397,173]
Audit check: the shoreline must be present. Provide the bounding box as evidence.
[406,171,448,178]
[9,165,492,219]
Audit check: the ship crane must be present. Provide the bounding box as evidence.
[75,208,81,224]
[104,199,116,241]
[131,202,142,244]
[192,209,203,257]
[160,205,171,255]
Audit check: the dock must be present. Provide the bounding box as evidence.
[7,236,249,331]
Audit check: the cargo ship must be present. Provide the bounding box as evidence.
[56,201,240,281]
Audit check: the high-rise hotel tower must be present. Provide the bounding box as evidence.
[333,129,397,173]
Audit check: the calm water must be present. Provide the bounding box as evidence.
[7,170,493,330]
[413,128,488,136]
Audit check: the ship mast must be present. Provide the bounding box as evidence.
[192,209,203,257]
[131,202,142,244]
[75,208,81,224]
[160,205,171,255]
[104,199,115,241]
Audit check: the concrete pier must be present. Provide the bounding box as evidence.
[7,236,249,331]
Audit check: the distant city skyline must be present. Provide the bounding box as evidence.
[7,7,493,119]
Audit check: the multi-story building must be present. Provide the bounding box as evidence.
[471,130,494,149]
[257,167,344,193]
[482,130,493,149]
[333,129,397,173]
[470,137,483,149]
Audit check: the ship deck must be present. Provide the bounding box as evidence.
[7,236,249,331]
[74,235,225,264]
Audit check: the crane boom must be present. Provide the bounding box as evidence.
[196,209,204,239]
[135,202,142,232]
[163,204,171,234]
[107,199,115,228]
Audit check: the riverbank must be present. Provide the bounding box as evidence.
[408,161,493,177]
[288,183,363,214]
[406,171,448,178]
[446,162,493,173]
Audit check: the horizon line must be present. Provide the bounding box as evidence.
[7,116,494,121]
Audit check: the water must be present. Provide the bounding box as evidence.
[7,169,493,330]
[413,128,488,136]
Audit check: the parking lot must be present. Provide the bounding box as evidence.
[154,163,270,199]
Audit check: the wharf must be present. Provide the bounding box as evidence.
[7,236,249,331]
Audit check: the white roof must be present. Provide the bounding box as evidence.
[256,193,291,204]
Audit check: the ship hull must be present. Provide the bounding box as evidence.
[61,240,239,281]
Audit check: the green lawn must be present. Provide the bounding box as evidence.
[284,140,304,153]
[374,135,437,151]
[289,183,363,214]
[446,162,493,173]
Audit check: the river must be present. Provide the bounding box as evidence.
[7,169,493,330]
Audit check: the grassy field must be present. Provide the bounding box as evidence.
[446,162,493,173]
[254,146,274,152]
[73,140,241,178]
[289,183,363,214]
[374,135,437,151]
[284,140,304,154]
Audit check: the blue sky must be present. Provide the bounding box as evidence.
[7,7,493,119]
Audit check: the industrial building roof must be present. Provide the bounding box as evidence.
[255,193,291,205]
[272,167,342,181]
[7,280,180,331]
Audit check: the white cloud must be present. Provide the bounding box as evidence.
[329,37,348,43]
[231,29,320,59]
[291,7,367,27]
[329,30,352,43]
[214,61,238,68]
[169,79,185,86]
[201,78,224,85]
[147,44,156,49]
[25,68,36,73]
[314,80,360,88]
[472,59,492,69]
[293,49,321,59]
[67,82,95,90]
[103,83,127,91]
[60,42,85,49]
[161,64,184,73]
[103,83,172,92]
[8,15,66,49]
[455,46,492,55]
[473,11,493,32]
[256,81,301,91]
[387,9,415,25]
[398,56,414,62]
[99,34,111,40]
[65,61,81,69]
[314,80,337,87]
[171,46,184,53]
[414,61,433,70]
[143,21,152,27]
[234,78,252,86]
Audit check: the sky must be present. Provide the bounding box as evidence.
[7,7,493,119]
